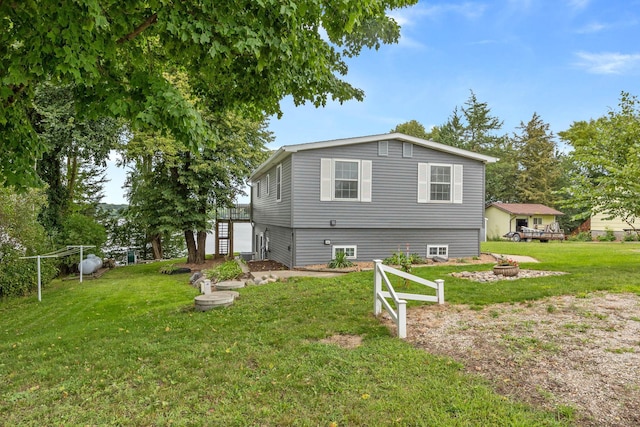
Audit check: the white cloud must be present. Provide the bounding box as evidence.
[389,2,487,49]
[391,2,487,26]
[567,0,590,10]
[574,51,640,74]
[574,21,608,33]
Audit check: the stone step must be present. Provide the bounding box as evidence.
[215,280,245,290]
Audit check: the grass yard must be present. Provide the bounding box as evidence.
[1,242,639,425]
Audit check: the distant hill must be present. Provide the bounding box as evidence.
[98,203,128,215]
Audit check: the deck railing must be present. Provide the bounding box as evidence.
[373,259,444,339]
[216,205,251,221]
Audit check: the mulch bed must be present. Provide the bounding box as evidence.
[246,260,288,272]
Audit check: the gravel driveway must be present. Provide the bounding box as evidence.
[385,292,640,426]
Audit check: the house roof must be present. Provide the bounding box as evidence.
[487,203,564,216]
[249,132,499,180]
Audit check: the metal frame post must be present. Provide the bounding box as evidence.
[37,256,42,302]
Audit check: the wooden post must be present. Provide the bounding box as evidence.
[373,259,382,315]
[397,300,407,338]
[435,279,444,304]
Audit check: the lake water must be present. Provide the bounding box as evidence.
[205,222,252,255]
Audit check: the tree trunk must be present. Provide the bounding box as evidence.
[185,230,197,264]
[196,230,207,264]
[150,234,163,259]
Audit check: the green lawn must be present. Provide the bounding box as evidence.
[2,242,639,425]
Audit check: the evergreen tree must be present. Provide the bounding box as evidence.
[430,91,516,203]
[513,113,562,206]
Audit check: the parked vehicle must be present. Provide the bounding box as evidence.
[504,223,565,242]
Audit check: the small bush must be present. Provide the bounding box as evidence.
[383,251,412,273]
[569,231,592,242]
[409,253,425,264]
[205,260,242,282]
[159,264,176,274]
[623,232,639,242]
[596,228,616,242]
[327,251,354,269]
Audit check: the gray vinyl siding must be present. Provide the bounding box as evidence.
[293,228,480,267]
[252,156,292,227]
[250,137,488,267]
[253,223,293,267]
[291,140,486,229]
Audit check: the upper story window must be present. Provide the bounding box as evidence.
[403,142,413,158]
[378,141,388,156]
[256,180,261,198]
[417,163,463,204]
[320,158,372,202]
[265,174,270,196]
[430,165,451,201]
[276,164,282,202]
[334,160,359,199]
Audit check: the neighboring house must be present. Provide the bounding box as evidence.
[590,212,638,240]
[485,203,564,240]
[249,133,497,268]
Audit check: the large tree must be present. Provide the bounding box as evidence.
[32,83,121,234]
[124,110,271,263]
[392,120,432,139]
[513,113,562,206]
[559,92,640,230]
[1,0,415,188]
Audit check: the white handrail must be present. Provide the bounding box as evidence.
[373,259,444,339]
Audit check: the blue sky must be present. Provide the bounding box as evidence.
[104,0,640,204]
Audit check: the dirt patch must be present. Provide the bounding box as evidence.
[383,293,640,426]
[319,334,363,349]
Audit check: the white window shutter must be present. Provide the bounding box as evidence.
[453,164,463,204]
[320,158,332,201]
[417,163,428,203]
[360,160,372,202]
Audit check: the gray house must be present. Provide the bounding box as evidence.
[249,133,497,268]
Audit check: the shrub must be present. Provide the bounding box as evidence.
[205,260,242,282]
[409,253,425,264]
[623,232,639,242]
[383,251,412,273]
[596,228,616,242]
[327,251,354,269]
[569,231,592,242]
[0,187,58,298]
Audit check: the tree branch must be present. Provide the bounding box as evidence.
[4,83,25,107]
[117,13,158,44]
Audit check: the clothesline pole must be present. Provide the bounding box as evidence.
[37,256,42,302]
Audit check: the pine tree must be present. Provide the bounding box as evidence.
[514,113,562,206]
